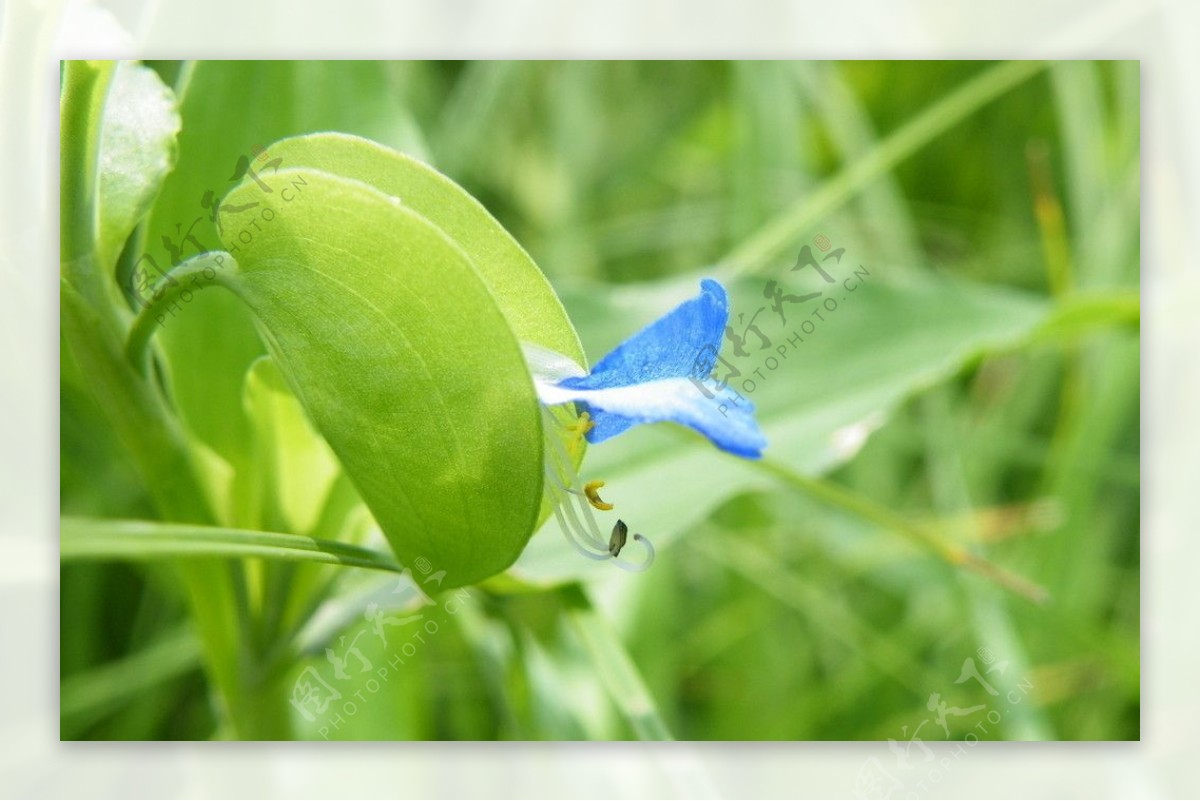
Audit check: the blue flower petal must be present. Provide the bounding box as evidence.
[537,377,766,459]
[574,401,637,443]
[560,279,728,392]
[531,279,766,458]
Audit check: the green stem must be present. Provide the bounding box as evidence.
[61,282,215,522]
[125,250,238,371]
[60,61,134,334]
[1023,290,1139,345]
[721,60,1046,277]
[752,457,1049,604]
[58,64,288,738]
[57,303,258,729]
[60,60,115,278]
[560,584,674,741]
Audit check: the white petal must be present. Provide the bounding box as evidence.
[521,343,587,389]
[537,377,766,458]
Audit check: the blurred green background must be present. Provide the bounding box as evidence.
[60,60,1139,741]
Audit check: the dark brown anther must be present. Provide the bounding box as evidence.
[608,519,629,557]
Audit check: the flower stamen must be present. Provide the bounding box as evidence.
[566,411,594,435]
[608,519,628,556]
[541,406,655,572]
[564,411,594,459]
[583,480,614,511]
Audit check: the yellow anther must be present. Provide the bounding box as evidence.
[583,479,614,511]
[564,411,594,459]
[566,411,594,436]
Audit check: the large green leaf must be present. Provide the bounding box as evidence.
[96,61,180,273]
[253,132,591,545]
[141,62,431,509]
[260,133,584,364]
[214,166,543,588]
[510,272,1051,584]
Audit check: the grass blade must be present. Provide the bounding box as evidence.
[61,625,202,727]
[561,584,674,741]
[720,60,1046,277]
[752,459,1050,604]
[61,517,405,574]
